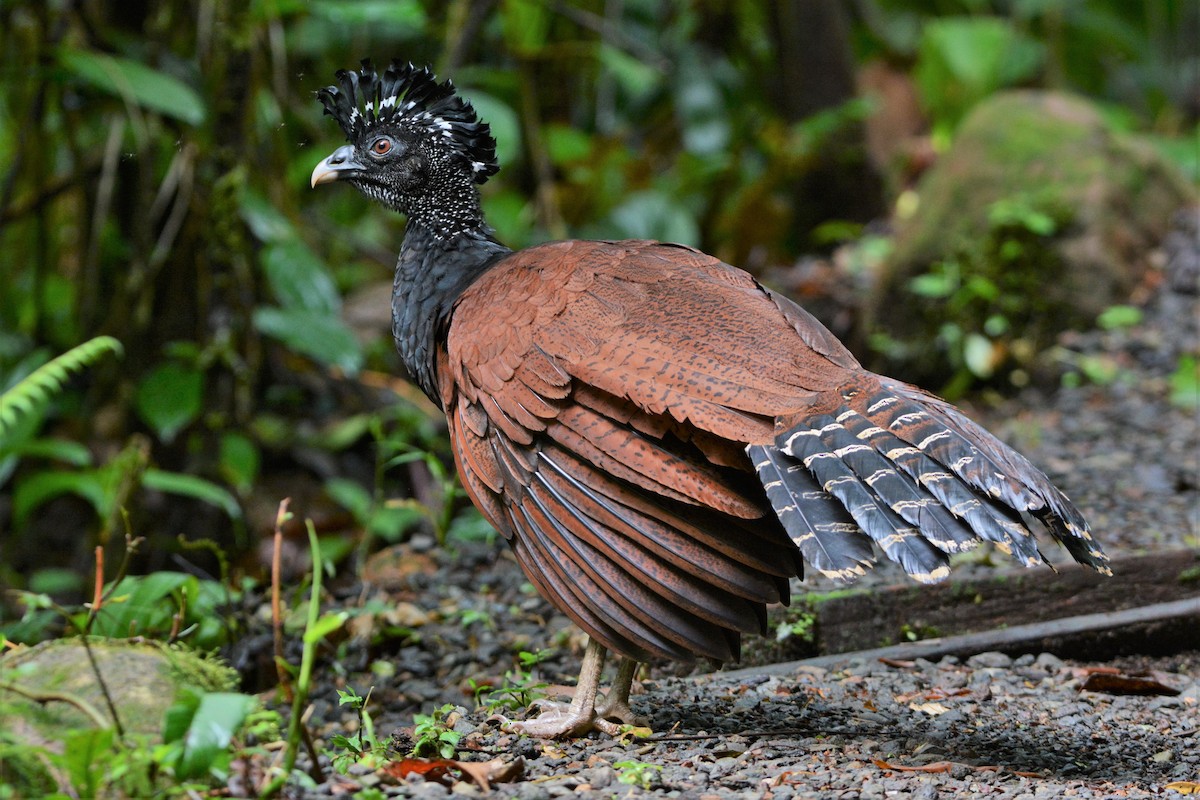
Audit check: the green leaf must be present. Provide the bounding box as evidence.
[606,190,699,246]
[162,688,202,744]
[135,362,203,443]
[218,432,259,495]
[310,0,426,28]
[93,572,193,637]
[545,124,593,165]
[62,727,114,798]
[915,17,1043,131]
[176,692,257,779]
[1170,355,1200,410]
[28,567,86,595]
[260,240,341,313]
[240,191,295,243]
[2,437,93,466]
[58,49,205,125]
[963,333,998,378]
[599,44,664,104]
[502,0,550,54]
[13,469,108,530]
[143,468,242,520]
[253,307,364,375]
[1096,305,1143,331]
[304,611,348,643]
[325,477,372,522]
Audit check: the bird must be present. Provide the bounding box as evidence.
[310,60,1110,738]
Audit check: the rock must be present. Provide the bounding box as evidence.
[967,652,1013,669]
[863,90,1196,386]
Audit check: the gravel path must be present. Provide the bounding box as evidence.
[283,211,1199,798]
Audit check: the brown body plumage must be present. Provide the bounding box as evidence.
[311,61,1109,737]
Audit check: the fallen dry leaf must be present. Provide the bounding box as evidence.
[383,756,525,790]
[384,758,458,786]
[1165,781,1200,794]
[456,757,525,790]
[878,657,917,669]
[894,687,971,704]
[1080,673,1180,696]
[873,759,956,773]
[908,701,951,716]
[874,759,1040,779]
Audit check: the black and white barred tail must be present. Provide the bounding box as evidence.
[750,374,1110,583]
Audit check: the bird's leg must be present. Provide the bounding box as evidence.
[594,657,648,727]
[500,638,613,738]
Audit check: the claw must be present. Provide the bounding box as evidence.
[494,639,649,739]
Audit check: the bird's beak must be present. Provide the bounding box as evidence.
[311,145,364,188]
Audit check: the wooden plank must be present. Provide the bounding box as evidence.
[808,549,1200,655]
[715,596,1200,680]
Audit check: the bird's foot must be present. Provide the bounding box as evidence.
[595,692,648,729]
[496,698,623,738]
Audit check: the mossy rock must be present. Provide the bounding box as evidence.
[864,90,1196,386]
[0,638,237,793]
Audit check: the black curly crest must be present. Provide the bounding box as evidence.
[317,59,499,184]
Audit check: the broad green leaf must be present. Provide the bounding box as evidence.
[218,432,259,495]
[28,568,85,595]
[310,0,426,28]
[176,692,257,778]
[1171,355,1199,410]
[1096,305,1143,331]
[143,468,242,520]
[135,361,203,443]
[13,469,108,530]
[4,437,94,466]
[304,611,348,643]
[503,0,549,55]
[325,477,372,521]
[675,54,729,156]
[545,124,593,165]
[963,333,998,378]
[240,191,295,243]
[606,191,699,247]
[260,240,341,313]
[93,572,193,637]
[599,44,664,104]
[162,688,202,744]
[253,307,364,375]
[915,17,1043,131]
[58,49,205,126]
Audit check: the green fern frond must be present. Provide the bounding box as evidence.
[0,336,124,442]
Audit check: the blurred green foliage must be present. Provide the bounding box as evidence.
[0,0,1195,612]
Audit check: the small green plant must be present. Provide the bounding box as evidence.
[614,759,663,789]
[776,611,815,643]
[455,607,494,630]
[329,686,385,773]
[900,194,1070,396]
[411,703,461,759]
[470,649,552,714]
[899,623,940,642]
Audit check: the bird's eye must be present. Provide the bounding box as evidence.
[371,138,392,156]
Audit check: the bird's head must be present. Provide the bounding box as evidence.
[311,60,498,218]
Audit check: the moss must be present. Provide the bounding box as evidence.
[0,638,237,742]
[865,90,1196,388]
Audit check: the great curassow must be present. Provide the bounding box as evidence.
[311,60,1111,738]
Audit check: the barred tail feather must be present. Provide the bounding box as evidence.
[758,374,1110,582]
[749,444,873,581]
